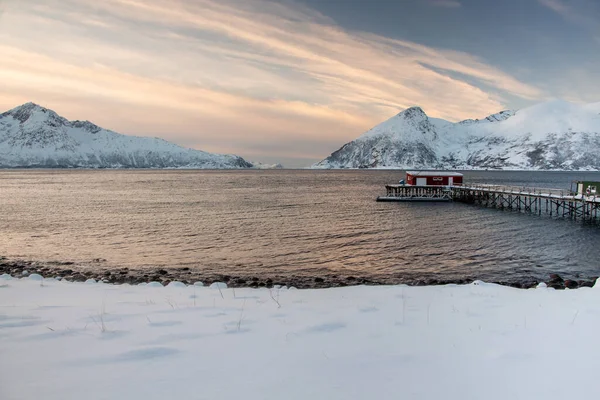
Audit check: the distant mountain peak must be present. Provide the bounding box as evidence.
[485,110,515,122]
[398,106,427,120]
[9,101,45,112]
[459,109,515,125]
[5,102,51,114]
[0,102,253,169]
[314,100,600,171]
[251,161,285,169]
[2,102,64,124]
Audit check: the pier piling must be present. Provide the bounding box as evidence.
[378,183,600,225]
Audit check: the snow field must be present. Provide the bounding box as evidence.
[1,277,600,400]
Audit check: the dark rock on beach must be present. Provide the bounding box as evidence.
[547,274,566,289]
[549,274,564,283]
[564,280,579,289]
[579,280,595,288]
[0,257,597,290]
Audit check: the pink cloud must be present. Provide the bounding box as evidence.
[0,0,545,165]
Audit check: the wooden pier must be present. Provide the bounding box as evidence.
[378,183,600,224]
[378,185,453,202]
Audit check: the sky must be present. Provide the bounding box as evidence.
[1,0,599,167]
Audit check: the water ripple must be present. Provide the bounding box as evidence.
[1,169,600,282]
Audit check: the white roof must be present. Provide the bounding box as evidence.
[406,171,464,177]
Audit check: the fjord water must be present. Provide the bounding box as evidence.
[1,170,599,283]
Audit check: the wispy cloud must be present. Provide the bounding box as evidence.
[427,0,462,8]
[538,0,568,13]
[537,0,600,41]
[0,0,542,164]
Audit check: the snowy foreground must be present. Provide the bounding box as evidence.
[1,277,600,400]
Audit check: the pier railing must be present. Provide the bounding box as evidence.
[459,183,599,203]
[459,183,571,197]
[379,183,600,223]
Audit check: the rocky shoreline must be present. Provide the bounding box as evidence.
[0,257,596,290]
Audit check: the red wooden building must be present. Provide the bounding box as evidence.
[406,171,463,186]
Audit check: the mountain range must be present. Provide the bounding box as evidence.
[0,103,253,169]
[314,100,600,171]
[2,101,600,171]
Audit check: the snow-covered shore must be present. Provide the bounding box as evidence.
[1,276,599,400]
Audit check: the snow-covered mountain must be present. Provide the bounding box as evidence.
[314,100,600,170]
[0,103,252,169]
[250,161,285,169]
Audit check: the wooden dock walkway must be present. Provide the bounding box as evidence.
[378,183,600,224]
[377,185,453,202]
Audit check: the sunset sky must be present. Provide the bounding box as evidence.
[1,0,599,167]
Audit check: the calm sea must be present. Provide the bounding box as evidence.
[1,170,599,283]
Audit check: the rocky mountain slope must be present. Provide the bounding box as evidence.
[314,100,600,170]
[0,103,252,169]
